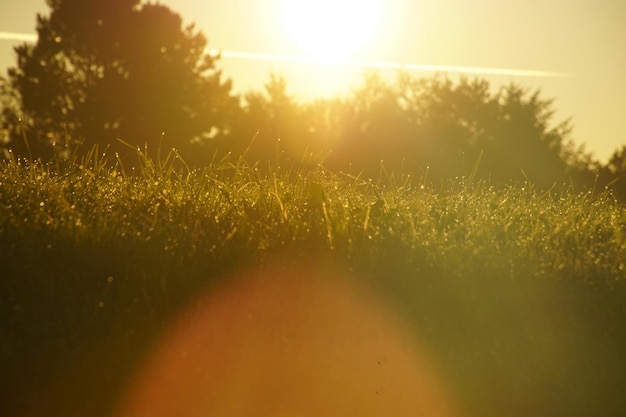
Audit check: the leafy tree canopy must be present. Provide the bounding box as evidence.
[2,0,237,160]
[226,72,594,188]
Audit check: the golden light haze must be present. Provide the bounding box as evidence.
[0,0,625,162]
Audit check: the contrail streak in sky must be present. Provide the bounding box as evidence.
[0,31,37,42]
[213,50,572,78]
[0,31,571,78]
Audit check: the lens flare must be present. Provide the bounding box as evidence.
[114,264,459,417]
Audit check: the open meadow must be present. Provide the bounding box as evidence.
[1,147,626,417]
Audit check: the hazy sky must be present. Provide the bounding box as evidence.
[1,0,624,162]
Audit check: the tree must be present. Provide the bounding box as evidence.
[222,74,327,168]
[210,71,592,187]
[596,145,626,201]
[324,72,593,187]
[1,0,237,162]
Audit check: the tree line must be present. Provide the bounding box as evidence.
[1,0,625,198]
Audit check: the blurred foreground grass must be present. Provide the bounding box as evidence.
[1,147,625,417]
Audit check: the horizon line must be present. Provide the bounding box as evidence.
[0,31,572,78]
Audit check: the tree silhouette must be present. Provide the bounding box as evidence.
[321,72,592,187]
[210,71,592,187]
[1,0,237,161]
[596,145,626,201]
[223,74,327,168]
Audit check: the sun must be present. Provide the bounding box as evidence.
[280,0,383,62]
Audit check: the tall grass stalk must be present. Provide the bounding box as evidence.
[1,145,625,417]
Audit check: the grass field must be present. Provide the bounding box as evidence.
[1,146,625,416]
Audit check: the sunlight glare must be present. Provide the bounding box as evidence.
[281,0,383,62]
